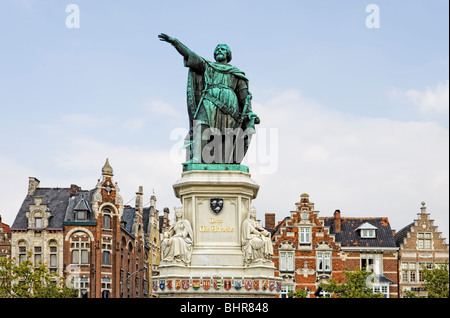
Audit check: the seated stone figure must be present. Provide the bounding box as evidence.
[241,207,273,264]
[161,207,193,265]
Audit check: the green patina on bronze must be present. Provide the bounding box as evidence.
[182,162,249,173]
[159,33,260,168]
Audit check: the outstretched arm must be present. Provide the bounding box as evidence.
[158,33,191,59]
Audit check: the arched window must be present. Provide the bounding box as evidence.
[70,232,90,265]
[102,209,111,230]
[49,240,58,273]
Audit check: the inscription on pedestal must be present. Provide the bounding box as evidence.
[199,217,235,232]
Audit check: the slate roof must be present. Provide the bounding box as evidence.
[12,188,72,229]
[12,184,153,240]
[63,189,96,223]
[121,206,137,235]
[394,222,414,247]
[322,217,397,248]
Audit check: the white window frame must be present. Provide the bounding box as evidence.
[280,285,294,298]
[299,227,311,244]
[317,252,332,272]
[417,233,432,250]
[361,229,376,238]
[373,284,389,298]
[280,251,295,272]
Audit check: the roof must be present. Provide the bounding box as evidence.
[63,189,96,224]
[356,222,378,231]
[121,206,137,235]
[394,222,414,247]
[12,187,72,229]
[322,217,397,248]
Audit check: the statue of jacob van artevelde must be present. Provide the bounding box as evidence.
[158,33,260,165]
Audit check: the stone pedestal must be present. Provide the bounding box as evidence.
[154,167,281,297]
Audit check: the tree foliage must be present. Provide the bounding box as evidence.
[0,253,77,298]
[422,262,449,298]
[405,263,449,298]
[288,288,309,298]
[319,268,384,298]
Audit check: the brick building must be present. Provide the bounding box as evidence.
[268,193,399,298]
[322,210,399,298]
[395,201,449,298]
[0,215,11,258]
[10,159,168,298]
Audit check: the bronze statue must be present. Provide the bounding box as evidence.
[159,33,260,164]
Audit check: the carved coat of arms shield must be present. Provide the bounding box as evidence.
[210,198,224,214]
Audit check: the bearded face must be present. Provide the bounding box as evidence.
[214,44,232,63]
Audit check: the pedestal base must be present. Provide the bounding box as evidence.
[153,169,281,297]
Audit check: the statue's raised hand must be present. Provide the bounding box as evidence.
[158,33,175,44]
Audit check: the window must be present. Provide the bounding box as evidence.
[373,284,389,298]
[103,210,111,229]
[49,244,57,272]
[19,245,27,264]
[299,227,311,244]
[102,242,111,266]
[102,251,111,265]
[280,285,294,298]
[35,217,43,228]
[70,234,90,265]
[279,251,294,271]
[409,263,416,282]
[361,229,376,238]
[418,233,432,249]
[76,211,87,221]
[34,246,42,266]
[361,253,382,273]
[74,276,89,298]
[101,276,111,289]
[317,252,331,272]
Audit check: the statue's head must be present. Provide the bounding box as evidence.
[214,44,232,63]
[174,206,184,219]
[248,207,257,219]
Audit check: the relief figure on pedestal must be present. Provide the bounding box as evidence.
[241,207,273,264]
[161,207,193,265]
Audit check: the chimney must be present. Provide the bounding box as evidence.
[334,209,341,232]
[28,177,40,195]
[163,207,170,229]
[265,213,275,229]
[135,186,143,209]
[150,195,157,209]
[70,184,80,197]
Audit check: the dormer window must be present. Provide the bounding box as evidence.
[361,229,376,238]
[73,199,90,222]
[356,222,378,238]
[35,216,43,228]
[76,211,87,221]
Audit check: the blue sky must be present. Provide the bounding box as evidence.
[0,0,448,241]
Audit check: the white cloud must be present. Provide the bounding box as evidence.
[144,100,182,118]
[397,80,449,113]
[1,90,448,243]
[249,90,449,241]
[0,156,35,226]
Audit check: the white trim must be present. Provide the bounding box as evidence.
[341,247,399,251]
[65,227,95,241]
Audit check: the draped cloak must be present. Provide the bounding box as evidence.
[183,51,258,159]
